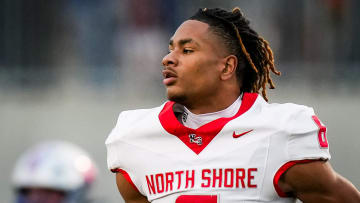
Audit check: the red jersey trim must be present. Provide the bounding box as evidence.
[273,159,316,197]
[111,168,140,193]
[158,93,259,155]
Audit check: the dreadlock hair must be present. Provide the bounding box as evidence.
[189,7,281,101]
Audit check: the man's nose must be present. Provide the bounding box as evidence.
[162,51,178,67]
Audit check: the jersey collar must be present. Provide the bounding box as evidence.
[158,93,259,155]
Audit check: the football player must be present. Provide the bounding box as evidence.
[106,7,360,203]
[13,140,97,203]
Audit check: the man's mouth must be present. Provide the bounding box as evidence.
[162,70,177,86]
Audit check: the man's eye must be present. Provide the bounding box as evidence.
[183,49,193,54]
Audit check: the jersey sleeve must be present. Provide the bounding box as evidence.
[286,106,331,161]
[105,111,126,171]
[105,111,145,194]
[106,111,137,173]
[273,106,332,197]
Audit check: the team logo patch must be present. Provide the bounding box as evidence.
[189,134,202,145]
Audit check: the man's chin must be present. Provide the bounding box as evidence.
[166,91,186,104]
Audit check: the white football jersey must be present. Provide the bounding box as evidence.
[106,93,330,203]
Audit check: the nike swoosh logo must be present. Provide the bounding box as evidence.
[233,129,253,138]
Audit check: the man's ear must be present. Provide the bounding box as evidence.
[220,55,237,81]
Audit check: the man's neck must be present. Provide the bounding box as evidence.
[184,91,241,115]
[181,95,241,129]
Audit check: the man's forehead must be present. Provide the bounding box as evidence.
[169,20,210,45]
[169,38,199,47]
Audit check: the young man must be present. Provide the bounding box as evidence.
[106,8,360,203]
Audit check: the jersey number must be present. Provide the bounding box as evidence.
[312,115,328,148]
[176,195,218,203]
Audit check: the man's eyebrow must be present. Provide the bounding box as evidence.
[169,38,199,47]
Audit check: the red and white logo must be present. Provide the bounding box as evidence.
[233,129,253,138]
[189,134,202,145]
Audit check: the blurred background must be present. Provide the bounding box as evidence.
[0,0,359,202]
